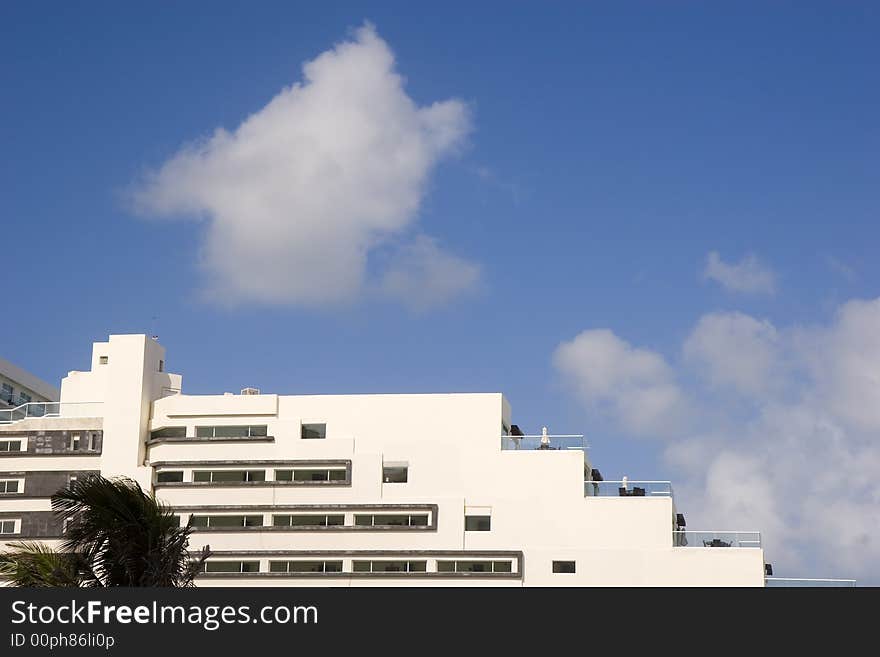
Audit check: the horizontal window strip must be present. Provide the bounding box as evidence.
[354,514,429,527]
[191,515,263,528]
[195,425,268,439]
[196,555,520,577]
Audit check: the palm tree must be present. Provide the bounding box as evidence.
[0,476,208,587]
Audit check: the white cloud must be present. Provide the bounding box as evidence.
[555,299,880,581]
[132,23,476,308]
[552,329,685,436]
[379,235,481,311]
[683,311,782,397]
[703,251,777,295]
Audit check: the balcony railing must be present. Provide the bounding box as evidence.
[672,531,761,548]
[764,577,856,587]
[0,401,104,424]
[501,434,587,452]
[584,481,673,498]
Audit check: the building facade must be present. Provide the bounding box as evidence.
[0,334,769,586]
[0,356,59,409]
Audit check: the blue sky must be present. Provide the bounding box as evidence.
[3,2,879,581]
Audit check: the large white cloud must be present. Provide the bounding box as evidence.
[133,23,475,308]
[704,251,777,295]
[683,311,783,398]
[552,329,686,436]
[555,298,880,581]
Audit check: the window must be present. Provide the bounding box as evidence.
[202,561,260,573]
[18,392,31,404]
[99,356,108,365]
[192,470,265,483]
[354,514,429,527]
[156,471,184,483]
[272,514,344,527]
[69,434,81,451]
[1,383,13,404]
[301,423,326,440]
[552,560,576,574]
[87,433,98,451]
[158,360,164,372]
[383,466,408,483]
[0,480,21,494]
[150,427,186,440]
[0,519,19,535]
[274,468,346,482]
[195,425,267,438]
[352,560,426,573]
[465,515,492,531]
[269,561,342,573]
[190,515,263,528]
[68,476,77,485]
[0,440,23,452]
[437,560,512,573]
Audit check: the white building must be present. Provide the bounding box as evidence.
[0,334,772,586]
[0,355,59,409]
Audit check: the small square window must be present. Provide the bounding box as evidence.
[465,515,491,531]
[552,560,576,574]
[383,466,408,483]
[99,356,108,365]
[301,423,326,440]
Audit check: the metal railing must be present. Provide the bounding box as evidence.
[672,531,762,548]
[764,577,856,587]
[501,435,587,451]
[584,481,673,497]
[0,401,104,424]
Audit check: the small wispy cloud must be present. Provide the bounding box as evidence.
[825,255,857,282]
[703,251,777,295]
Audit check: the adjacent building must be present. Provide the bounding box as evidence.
[1,334,777,586]
[0,356,59,410]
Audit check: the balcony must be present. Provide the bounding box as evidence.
[672,531,761,548]
[0,401,104,424]
[764,578,856,587]
[501,434,587,452]
[584,480,673,498]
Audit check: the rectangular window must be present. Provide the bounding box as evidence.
[158,360,164,372]
[465,515,492,531]
[272,514,345,527]
[202,561,259,573]
[437,560,513,574]
[274,469,346,482]
[0,519,19,535]
[87,433,98,450]
[192,470,265,483]
[69,434,81,451]
[0,480,21,494]
[195,425,267,438]
[269,561,342,573]
[150,427,186,439]
[0,440,23,452]
[382,466,408,483]
[301,423,326,440]
[190,515,263,528]
[19,392,31,404]
[1,383,13,404]
[352,560,427,573]
[552,560,576,574]
[99,356,108,365]
[156,471,184,483]
[353,514,429,527]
